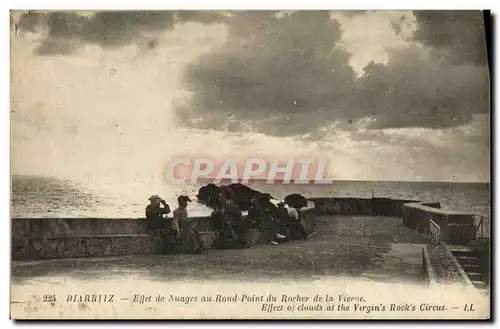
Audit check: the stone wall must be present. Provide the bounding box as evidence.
[308,197,433,218]
[14,195,480,261]
[421,244,477,289]
[309,197,374,216]
[12,202,317,261]
[421,245,438,286]
[402,203,475,245]
[12,234,153,260]
[307,196,479,245]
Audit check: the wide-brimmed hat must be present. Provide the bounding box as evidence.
[148,195,162,201]
[178,195,192,203]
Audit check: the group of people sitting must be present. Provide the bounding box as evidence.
[145,192,307,255]
[210,197,307,249]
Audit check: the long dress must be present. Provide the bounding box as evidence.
[179,220,204,253]
[173,206,204,253]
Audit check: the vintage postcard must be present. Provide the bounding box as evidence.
[10,10,491,319]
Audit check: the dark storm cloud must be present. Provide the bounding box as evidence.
[178,11,490,136]
[16,10,226,55]
[17,10,490,137]
[34,39,77,56]
[345,47,490,130]
[177,11,357,136]
[17,11,43,32]
[412,10,488,65]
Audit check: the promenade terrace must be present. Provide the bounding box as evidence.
[11,197,490,319]
[12,215,429,283]
[12,197,486,284]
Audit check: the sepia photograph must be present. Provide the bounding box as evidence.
[10,9,491,319]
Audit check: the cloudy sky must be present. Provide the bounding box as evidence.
[11,10,490,190]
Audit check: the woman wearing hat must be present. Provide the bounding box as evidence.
[173,195,205,254]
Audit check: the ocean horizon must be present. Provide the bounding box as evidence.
[12,174,490,185]
[11,175,490,226]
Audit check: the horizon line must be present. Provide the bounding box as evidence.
[11,174,491,185]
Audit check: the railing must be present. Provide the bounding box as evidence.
[474,215,486,239]
[429,219,441,245]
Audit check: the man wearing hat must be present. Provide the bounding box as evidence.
[145,195,171,254]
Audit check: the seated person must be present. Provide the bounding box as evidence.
[287,205,299,221]
[247,197,286,245]
[215,200,245,249]
[210,209,225,232]
[259,205,286,245]
[275,202,291,241]
[211,203,233,249]
[282,202,307,240]
[248,198,262,229]
[227,201,251,248]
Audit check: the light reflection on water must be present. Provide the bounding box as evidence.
[11,176,490,222]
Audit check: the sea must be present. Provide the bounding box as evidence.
[11,175,490,225]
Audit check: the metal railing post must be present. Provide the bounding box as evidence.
[429,219,441,245]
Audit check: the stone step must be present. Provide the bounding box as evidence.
[471,280,487,289]
[449,249,477,258]
[454,255,480,265]
[450,250,477,258]
[448,245,475,253]
[461,263,480,270]
[466,272,484,282]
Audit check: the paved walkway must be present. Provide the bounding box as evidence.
[12,215,429,285]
